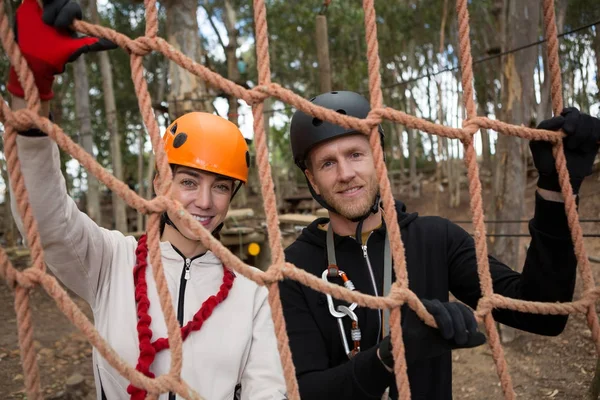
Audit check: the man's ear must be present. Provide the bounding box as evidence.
[305,168,320,195]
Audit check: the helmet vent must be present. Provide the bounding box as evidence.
[336,109,347,115]
[331,91,338,94]
[170,123,178,134]
[312,117,323,127]
[245,151,250,167]
[173,132,188,148]
[309,96,316,102]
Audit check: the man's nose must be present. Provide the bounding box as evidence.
[337,159,356,182]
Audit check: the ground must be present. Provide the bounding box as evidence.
[0,174,599,399]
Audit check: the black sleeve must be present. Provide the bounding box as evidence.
[448,192,577,336]
[279,276,394,399]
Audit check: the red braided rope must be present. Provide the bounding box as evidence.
[127,234,235,399]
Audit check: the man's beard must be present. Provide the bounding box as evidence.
[320,176,379,221]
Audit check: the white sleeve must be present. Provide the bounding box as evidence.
[240,287,288,400]
[9,135,117,307]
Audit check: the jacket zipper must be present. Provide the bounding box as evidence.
[361,232,382,340]
[170,250,203,400]
[169,258,191,400]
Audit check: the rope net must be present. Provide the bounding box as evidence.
[0,0,596,399]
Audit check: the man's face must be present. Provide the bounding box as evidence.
[305,134,379,221]
[159,166,234,236]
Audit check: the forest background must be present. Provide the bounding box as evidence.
[0,0,600,398]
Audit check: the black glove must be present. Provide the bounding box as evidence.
[378,300,486,369]
[531,108,600,195]
[7,0,117,100]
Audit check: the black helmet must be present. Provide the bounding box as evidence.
[289,90,383,221]
[290,91,384,170]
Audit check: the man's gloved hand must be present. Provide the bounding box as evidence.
[420,299,486,347]
[378,300,486,369]
[531,108,600,195]
[7,0,117,100]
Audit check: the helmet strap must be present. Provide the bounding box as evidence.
[231,181,244,199]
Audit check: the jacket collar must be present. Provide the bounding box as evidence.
[159,240,221,266]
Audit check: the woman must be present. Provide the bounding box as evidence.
[7,1,287,399]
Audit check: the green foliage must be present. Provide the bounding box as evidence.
[1,0,598,198]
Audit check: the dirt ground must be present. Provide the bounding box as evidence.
[1,175,600,399]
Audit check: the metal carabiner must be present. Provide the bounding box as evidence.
[337,305,361,358]
[321,269,358,318]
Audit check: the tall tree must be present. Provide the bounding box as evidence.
[73,55,102,226]
[407,93,419,199]
[90,0,128,232]
[166,0,212,118]
[492,0,539,343]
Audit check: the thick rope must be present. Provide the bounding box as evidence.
[362,0,411,397]
[14,286,42,400]
[542,0,600,358]
[251,0,299,397]
[0,0,596,398]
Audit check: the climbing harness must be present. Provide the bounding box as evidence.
[323,221,393,358]
[127,234,236,399]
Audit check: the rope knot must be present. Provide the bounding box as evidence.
[461,119,479,137]
[366,108,384,127]
[15,267,42,289]
[387,285,408,308]
[476,296,494,318]
[5,109,43,132]
[265,263,286,283]
[131,37,155,56]
[247,86,270,105]
[582,287,600,303]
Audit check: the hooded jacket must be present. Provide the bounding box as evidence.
[10,135,287,400]
[280,199,577,399]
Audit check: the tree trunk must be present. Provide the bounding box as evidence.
[223,0,240,126]
[73,56,102,226]
[493,0,539,343]
[166,0,212,118]
[435,79,445,214]
[594,25,600,98]
[0,156,17,247]
[407,95,419,199]
[264,98,278,209]
[143,151,155,230]
[89,0,128,232]
[388,122,403,195]
[316,14,332,93]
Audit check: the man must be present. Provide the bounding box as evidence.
[280,90,599,399]
[6,1,287,399]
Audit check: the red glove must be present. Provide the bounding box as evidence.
[7,0,116,100]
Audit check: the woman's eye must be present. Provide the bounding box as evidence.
[181,179,195,187]
[215,184,231,192]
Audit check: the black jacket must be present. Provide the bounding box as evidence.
[280,194,577,399]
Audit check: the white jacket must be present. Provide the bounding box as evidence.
[9,135,287,400]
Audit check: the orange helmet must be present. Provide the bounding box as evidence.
[162,112,249,183]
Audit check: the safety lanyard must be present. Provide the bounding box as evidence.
[324,223,393,358]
